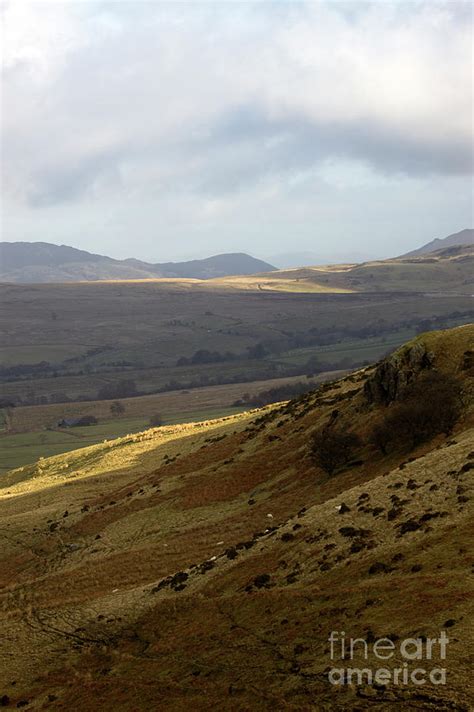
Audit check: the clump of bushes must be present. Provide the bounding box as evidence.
[371,371,463,453]
[76,415,98,426]
[97,379,138,400]
[149,413,163,427]
[233,381,317,408]
[311,426,361,475]
[110,400,125,416]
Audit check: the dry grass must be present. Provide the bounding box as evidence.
[0,326,472,710]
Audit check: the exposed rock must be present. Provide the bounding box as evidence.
[364,340,434,404]
[337,503,351,514]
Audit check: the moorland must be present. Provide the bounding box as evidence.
[0,324,472,709]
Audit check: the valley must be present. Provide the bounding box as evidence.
[1,247,472,473]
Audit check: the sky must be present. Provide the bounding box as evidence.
[1,0,473,266]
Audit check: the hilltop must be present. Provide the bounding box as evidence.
[401,229,473,258]
[241,243,474,294]
[0,243,275,283]
[0,325,473,709]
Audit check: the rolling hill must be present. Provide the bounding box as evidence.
[0,325,473,709]
[401,228,473,258]
[228,243,474,295]
[0,242,276,283]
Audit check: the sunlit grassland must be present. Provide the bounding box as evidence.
[0,406,250,473]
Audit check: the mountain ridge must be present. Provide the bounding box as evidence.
[0,242,276,282]
[401,228,473,258]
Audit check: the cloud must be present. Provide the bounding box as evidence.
[1,1,472,258]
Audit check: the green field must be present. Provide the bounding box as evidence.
[0,406,249,472]
[271,330,416,367]
[1,280,472,406]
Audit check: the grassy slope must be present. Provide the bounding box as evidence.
[250,248,474,294]
[0,325,473,710]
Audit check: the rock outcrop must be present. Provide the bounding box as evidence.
[364,340,434,404]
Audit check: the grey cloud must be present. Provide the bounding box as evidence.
[178,104,472,198]
[1,0,472,260]
[26,149,124,207]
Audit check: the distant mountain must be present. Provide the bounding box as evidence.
[123,253,276,280]
[0,242,276,283]
[402,228,473,257]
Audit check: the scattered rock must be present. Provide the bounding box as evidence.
[368,562,392,575]
[337,503,351,514]
[253,574,271,589]
[397,519,422,535]
[339,527,360,537]
[171,571,188,588]
[199,560,215,574]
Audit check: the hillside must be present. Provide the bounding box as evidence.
[402,228,473,258]
[0,325,473,709]
[0,243,275,283]
[244,244,474,294]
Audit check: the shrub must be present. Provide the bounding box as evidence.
[149,413,163,427]
[311,427,361,475]
[371,419,394,455]
[233,381,317,408]
[76,415,98,426]
[370,371,463,453]
[110,400,125,416]
[97,379,138,400]
[401,371,462,434]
